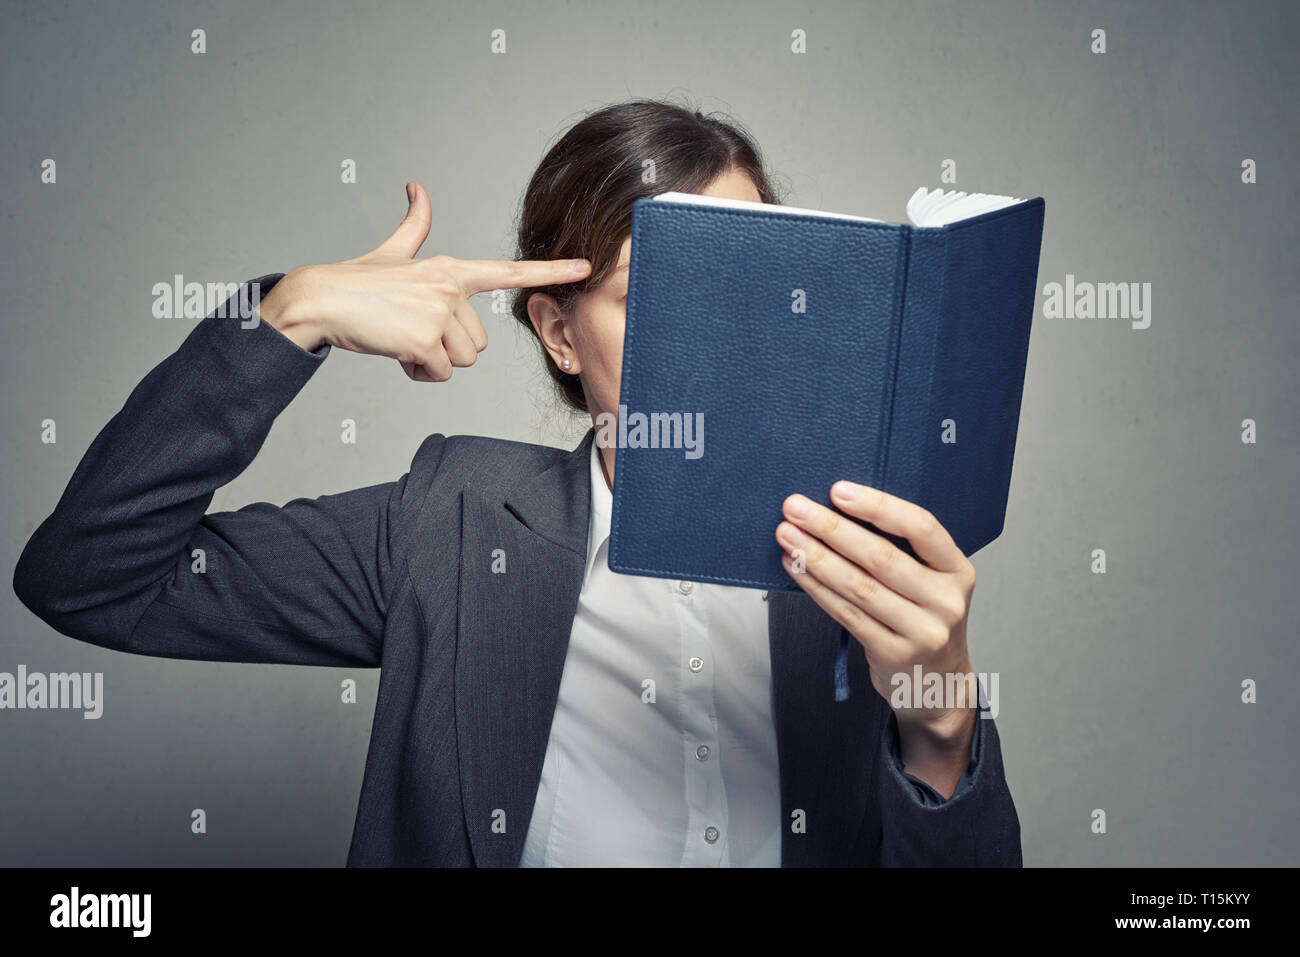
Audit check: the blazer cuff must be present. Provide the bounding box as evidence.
[874,676,1022,866]
[244,273,333,360]
[198,273,331,405]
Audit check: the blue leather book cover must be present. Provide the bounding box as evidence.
[608,191,1046,591]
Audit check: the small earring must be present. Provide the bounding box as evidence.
[561,358,572,371]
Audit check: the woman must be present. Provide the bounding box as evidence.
[13,99,1020,867]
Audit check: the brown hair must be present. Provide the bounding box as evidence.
[510,98,783,413]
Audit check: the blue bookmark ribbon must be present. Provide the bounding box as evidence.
[833,628,851,701]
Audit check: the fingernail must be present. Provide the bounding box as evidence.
[777,522,806,549]
[786,495,811,519]
[833,481,857,501]
[570,259,591,274]
[406,183,414,204]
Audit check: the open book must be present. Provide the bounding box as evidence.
[608,185,1046,591]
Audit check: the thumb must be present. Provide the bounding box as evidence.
[373,181,432,259]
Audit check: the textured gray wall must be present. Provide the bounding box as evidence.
[2,0,1296,866]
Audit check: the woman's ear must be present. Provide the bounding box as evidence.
[526,291,581,374]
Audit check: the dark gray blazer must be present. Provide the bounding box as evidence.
[13,274,1022,867]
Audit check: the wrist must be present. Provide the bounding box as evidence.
[257,267,327,351]
[894,706,977,799]
[894,656,978,745]
[897,704,977,754]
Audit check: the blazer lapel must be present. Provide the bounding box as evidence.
[456,430,595,867]
[769,590,876,866]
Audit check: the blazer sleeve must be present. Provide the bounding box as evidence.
[12,274,435,669]
[851,680,1023,866]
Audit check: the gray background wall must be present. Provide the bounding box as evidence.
[2,0,1295,866]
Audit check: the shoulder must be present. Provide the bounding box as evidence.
[405,431,582,498]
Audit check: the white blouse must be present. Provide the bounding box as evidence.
[520,441,783,866]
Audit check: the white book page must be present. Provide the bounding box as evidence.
[651,187,1024,227]
[904,187,1024,227]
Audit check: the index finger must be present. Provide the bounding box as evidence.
[450,257,592,296]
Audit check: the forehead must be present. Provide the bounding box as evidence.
[605,236,632,280]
